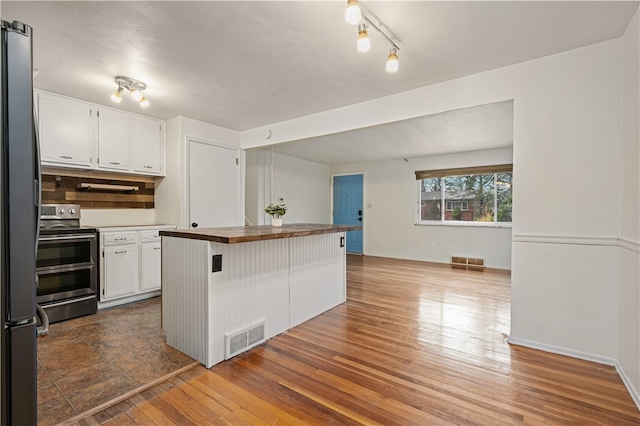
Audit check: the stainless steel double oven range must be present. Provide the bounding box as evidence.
[37,203,97,323]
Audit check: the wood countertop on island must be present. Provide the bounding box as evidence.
[159,223,361,244]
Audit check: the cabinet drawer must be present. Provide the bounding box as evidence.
[102,232,137,246]
[140,230,163,243]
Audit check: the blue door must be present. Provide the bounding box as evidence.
[333,174,363,253]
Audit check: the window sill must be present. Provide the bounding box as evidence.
[415,221,513,229]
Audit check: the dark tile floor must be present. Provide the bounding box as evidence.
[36,297,195,426]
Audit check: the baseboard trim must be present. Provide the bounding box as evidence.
[508,337,640,411]
[507,336,616,365]
[614,360,640,410]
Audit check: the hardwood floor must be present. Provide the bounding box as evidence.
[68,255,640,425]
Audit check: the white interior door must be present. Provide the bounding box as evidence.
[188,139,240,228]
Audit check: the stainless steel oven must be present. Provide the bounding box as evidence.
[37,204,97,323]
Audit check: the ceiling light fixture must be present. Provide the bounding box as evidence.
[345,0,362,25]
[111,76,150,108]
[356,23,370,53]
[344,1,401,73]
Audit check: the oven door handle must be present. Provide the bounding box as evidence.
[38,234,96,242]
[36,304,49,337]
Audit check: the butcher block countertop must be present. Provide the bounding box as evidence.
[159,224,361,244]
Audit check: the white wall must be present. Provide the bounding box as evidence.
[244,149,264,225]
[331,147,513,269]
[245,149,331,225]
[242,39,626,365]
[617,9,640,404]
[155,116,241,229]
[80,209,155,227]
[272,152,331,224]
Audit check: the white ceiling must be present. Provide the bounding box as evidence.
[273,100,514,164]
[2,1,638,165]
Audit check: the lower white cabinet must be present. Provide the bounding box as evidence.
[103,244,139,299]
[98,225,175,308]
[139,229,164,292]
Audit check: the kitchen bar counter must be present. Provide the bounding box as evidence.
[159,223,361,244]
[161,223,360,368]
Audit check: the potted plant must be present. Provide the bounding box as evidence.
[264,203,287,227]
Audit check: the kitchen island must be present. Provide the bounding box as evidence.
[159,224,360,367]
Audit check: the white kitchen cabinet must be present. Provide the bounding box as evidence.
[98,225,175,309]
[134,116,163,175]
[37,90,165,176]
[97,108,131,171]
[140,229,163,291]
[140,243,162,291]
[103,244,139,299]
[38,92,94,168]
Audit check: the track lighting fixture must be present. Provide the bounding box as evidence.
[357,24,370,53]
[111,76,150,108]
[344,1,400,73]
[345,0,362,25]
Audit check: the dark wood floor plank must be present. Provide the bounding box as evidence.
[77,255,639,425]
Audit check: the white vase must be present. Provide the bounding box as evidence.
[271,217,283,227]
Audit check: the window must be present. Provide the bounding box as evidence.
[446,201,468,211]
[416,165,512,226]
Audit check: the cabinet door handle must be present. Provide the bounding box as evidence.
[143,165,153,169]
[108,161,120,165]
[59,155,73,159]
[115,250,127,254]
[114,237,129,242]
[154,247,161,251]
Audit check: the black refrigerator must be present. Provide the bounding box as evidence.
[0,20,39,425]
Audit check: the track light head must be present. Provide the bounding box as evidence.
[386,47,399,73]
[110,86,124,103]
[345,0,362,25]
[357,24,370,53]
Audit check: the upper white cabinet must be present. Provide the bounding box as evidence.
[38,92,94,168]
[97,108,132,172]
[36,91,165,176]
[134,116,163,175]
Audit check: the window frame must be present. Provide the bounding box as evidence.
[415,165,512,228]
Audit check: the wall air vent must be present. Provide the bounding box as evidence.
[225,320,266,359]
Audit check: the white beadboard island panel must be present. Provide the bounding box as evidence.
[289,233,346,327]
[162,236,209,365]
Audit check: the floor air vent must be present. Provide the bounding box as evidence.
[451,256,485,270]
[225,321,266,359]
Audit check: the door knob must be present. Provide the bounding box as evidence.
[358,217,362,222]
[192,223,198,228]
